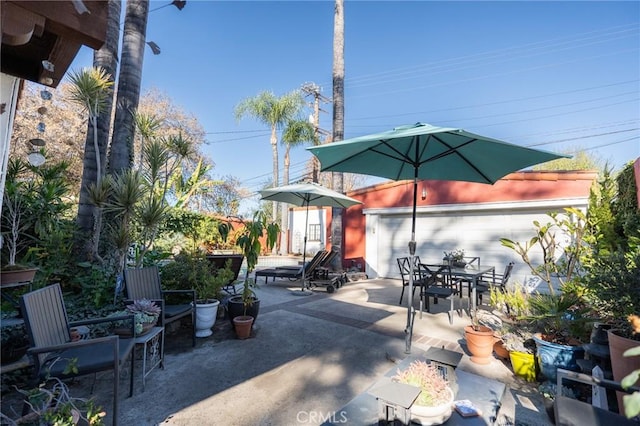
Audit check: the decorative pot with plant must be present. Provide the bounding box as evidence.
[160,250,234,338]
[226,210,278,338]
[112,299,161,337]
[464,310,496,365]
[526,289,591,381]
[501,327,538,382]
[393,359,455,425]
[608,314,640,415]
[443,249,466,268]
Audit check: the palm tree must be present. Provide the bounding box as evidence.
[67,67,114,258]
[234,90,306,226]
[331,0,345,263]
[332,0,345,194]
[74,0,121,240]
[109,0,150,175]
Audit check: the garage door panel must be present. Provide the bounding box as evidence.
[375,209,562,280]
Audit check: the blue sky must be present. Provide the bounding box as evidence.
[70,1,640,215]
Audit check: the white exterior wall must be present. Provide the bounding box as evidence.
[363,197,588,292]
[289,207,327,256]
[0,74,21,218]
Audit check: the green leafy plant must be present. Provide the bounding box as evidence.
[393,360,451,406]
[443,249,465,262]
[160,250,233,302]
[501,207,588,295]
[233,210,279,313]
[489,282,531,320]
[3,358,106,425]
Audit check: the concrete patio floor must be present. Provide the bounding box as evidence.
[4,274,554,425]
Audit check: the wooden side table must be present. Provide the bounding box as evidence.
[134,326,164,391]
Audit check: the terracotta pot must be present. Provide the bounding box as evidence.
[464,325,494,364]
[1,268,38,286]
[608,329,640,414]
[493,339,510,360]
[233,315,254,340]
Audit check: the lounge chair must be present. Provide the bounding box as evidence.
[206,254,244,294]
[255,250,327,284]
[20,283,135,425]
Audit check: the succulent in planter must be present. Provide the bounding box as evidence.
[393,360,452,407]
[110,299,161,335]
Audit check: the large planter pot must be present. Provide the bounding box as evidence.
[464,325,495,364]
[509,350,537,382]
[410,386,455,425]
[533,333,585,381]
[227,296,260,326]
[195,299,220,338]
[233,315,254,340]
[608,329,640,414]
[1,268,38,286]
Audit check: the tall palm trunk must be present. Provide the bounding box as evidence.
[76,0,120,239]
[331,0,345,266]
[109,0,149,175]
[280,144,291,254]
[270,125,279,227]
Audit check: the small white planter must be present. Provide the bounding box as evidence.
[411,386,455,425]
[195,299,220,338]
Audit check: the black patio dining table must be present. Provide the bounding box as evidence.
[424,263,496,313]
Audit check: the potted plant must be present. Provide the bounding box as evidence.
[501,327,538,382]
[464,309,496,365]
[392,359,455,425]
[112,299,161,337]
[538,380,577,424]
[527,289,591,381]
[1,158,39,286]
[443,249,466,268]
[160,250,234,338]
[226,210,278,339]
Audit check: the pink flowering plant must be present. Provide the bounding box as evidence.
[393,360,450,406]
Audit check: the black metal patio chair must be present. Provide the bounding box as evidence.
[124,266,197,347]
[20,283,135,425]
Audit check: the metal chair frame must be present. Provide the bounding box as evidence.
[20,283,135,425]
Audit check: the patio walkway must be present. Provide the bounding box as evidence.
[3,273,553,425]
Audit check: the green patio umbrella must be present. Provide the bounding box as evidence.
[259,182,362,291]
[307,122,568,352]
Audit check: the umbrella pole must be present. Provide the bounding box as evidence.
[301,203,309,291]
[405,171,419,354]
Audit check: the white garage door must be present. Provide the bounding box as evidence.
[366,200,586,286]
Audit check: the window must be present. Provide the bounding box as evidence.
[308,224,321,241]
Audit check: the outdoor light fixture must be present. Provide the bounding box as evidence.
[421,187,427,200]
